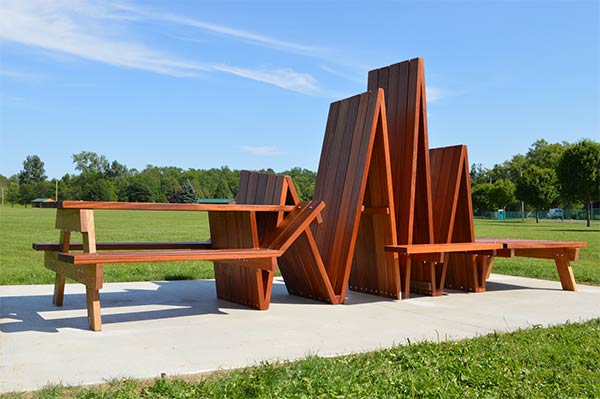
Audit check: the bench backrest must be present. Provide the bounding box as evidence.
[429,145,475,243]
[367,58,434,246]
[311,89,397,298]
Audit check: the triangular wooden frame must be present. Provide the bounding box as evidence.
[280,89,398,302]
[367,58,437,297]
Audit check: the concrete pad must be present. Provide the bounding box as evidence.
[1,274,599,393]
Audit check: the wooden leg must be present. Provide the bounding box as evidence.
[53,272,66,306]
[486,256,495,279]
[399,258,411,299]
[555,255,577,291]
[86,287,102,331]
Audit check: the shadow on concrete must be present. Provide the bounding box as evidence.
[485,280,561,292]
[0,280,231,334]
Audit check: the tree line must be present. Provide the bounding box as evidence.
[0,151,316,205]
[1,138,598,226]
[470,138,599,226]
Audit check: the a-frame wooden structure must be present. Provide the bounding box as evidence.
[279,89,399,303]
[429,145,491,292]
[212,170,304,309]
[367,58,442,297]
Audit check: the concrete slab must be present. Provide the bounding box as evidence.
[1,274,599,393]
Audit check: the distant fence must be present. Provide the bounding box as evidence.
[474,209,600,221]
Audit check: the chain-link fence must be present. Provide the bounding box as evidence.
[474,208,600,221]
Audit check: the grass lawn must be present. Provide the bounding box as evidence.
[3,319,599,398]
[1,207,599,397]
[1,206,598,285]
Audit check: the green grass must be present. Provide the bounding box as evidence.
[0,206,215,285]
[3,319,599,398]
[475,219,600,285]
[1,206,598,286]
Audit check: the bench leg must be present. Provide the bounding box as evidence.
[53,273,66,306]
[86,287,102,331]
[399,258,411,299]
[555,254,576,291]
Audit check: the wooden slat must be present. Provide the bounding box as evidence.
[59,248,283,265]
[475,238,587,249]
[386,242,503,254]
[56,200,296,212]
[33,241,212,251]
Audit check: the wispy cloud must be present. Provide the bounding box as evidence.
[0,0,325,95]
[217,65,320,95]
[0,68,44,81]
[426,86,447,102]
[240,146,285,156]
[143,12,326,57]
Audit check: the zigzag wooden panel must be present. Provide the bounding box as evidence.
[303,89,398,301]
[429,145,483,292]
[212,170,283,310]
[368,58,436,297]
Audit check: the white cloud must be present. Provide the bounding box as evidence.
[426,86,447,102]
[0,0,325,94]
[216,65,320,95]
[240,146,285,156]
[146,12,325,57]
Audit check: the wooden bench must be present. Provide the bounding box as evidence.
[34,199,324,331]
[476,238,587,291]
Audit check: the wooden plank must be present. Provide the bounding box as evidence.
[33,241,213,251]
[476,238,587,249]
[385,242,503,254]
[59,248,283,265]
[56,201,296,212]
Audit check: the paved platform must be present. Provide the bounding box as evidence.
[1,274,599,393]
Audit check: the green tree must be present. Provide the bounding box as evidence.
[72,151,109,174]
[526,139,568,170]
[18,155,47,185]
[124,181,153,202]
[18,183,34,206]
[213,177,233,199]
[557,139,600,227]
[516,165,559,223]
[176,180,198,203]
[471,183,494,215]
[490,179,516,213]
[6,183,20,207]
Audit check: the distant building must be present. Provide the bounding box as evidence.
[31,198,56,208]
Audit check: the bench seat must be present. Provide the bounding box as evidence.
[33,241,212,251]
[57,248,283,270]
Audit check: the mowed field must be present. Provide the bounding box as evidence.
[0,206,598,286]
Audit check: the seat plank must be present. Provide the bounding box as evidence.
[385,242,503,255]
[58,248,283,266]
[33,241,211,251]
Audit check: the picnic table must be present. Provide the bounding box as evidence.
[34,199,324,330]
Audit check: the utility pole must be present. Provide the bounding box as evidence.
[55,180,58,201]
[520,169,525,221]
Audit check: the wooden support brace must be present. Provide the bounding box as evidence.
[555,253,577,291]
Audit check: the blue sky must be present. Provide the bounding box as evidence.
[1,0,598,179]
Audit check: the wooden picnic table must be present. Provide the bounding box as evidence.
[34,199,324,331]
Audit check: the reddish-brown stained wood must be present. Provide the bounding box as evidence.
[429,145,478,292]
[475,238,587,249]
[56,200,296,212]
[367,58,435,297]
[33,241,212,251]
[302,89,398,301]
[385,242,503,254]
